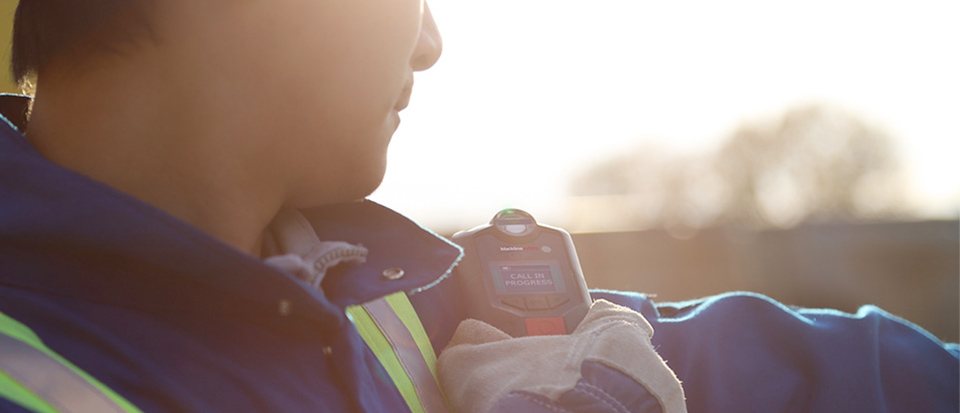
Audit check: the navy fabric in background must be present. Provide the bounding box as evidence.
[591,290,959,412]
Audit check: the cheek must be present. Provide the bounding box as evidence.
[270,4,422,164]
[178,0,424,203]
[313,27,421,128]
[262,1,422,102]
[168,0,424,117]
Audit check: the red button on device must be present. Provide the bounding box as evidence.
[525,317,567,336]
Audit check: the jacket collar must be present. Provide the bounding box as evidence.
[0,94,462,318]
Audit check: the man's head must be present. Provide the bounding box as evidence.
[15,0,442,209]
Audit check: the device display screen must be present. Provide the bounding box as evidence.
[492,262,566,294]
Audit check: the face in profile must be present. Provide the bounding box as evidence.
[153,0,442,207]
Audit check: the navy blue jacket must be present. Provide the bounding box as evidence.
[1,95,958,412]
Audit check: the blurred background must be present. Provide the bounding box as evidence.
[2,1,957,341]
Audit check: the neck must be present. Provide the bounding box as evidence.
[26,53,282,256]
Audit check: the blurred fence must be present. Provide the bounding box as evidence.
[572,220,959,342]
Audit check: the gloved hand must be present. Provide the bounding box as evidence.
[437,299,686,413]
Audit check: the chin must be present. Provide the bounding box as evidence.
[291,164,387,209]
[348,171,387,202]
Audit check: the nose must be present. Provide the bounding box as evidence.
[411,2,443,71]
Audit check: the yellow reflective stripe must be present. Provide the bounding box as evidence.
[363,297,446,413]
[0,368,58,413]
[382,293,444,402]
[0,310,45,350]
[0,311,143,413]
[346,303,425,413]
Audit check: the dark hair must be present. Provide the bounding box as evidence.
[11,0,145,85]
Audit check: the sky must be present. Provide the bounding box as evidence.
[369,0,960,232]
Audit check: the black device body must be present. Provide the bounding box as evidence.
[451,209,592,337]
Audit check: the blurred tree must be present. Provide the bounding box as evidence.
[714,104,906,227]
[570,104,908,230]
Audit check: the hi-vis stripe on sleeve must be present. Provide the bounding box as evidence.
[346,292,448,413]
[0,311,142,413]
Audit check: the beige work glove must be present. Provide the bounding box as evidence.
[437,299,686,413]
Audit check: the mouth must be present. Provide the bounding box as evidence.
[394,82,413,111]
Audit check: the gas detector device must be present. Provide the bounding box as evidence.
[451,209,592,337]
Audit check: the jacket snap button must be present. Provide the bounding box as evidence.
[323,346,333,357]
[278,300,292,316]
[382,267,405,280]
